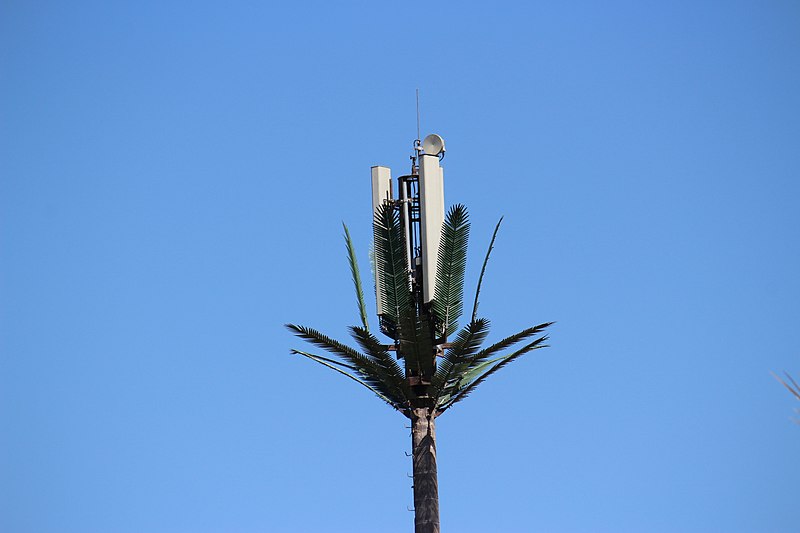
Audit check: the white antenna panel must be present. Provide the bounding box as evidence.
[418,144,445,304]
[371,166,393,315]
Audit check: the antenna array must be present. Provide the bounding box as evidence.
[371,131,446,339]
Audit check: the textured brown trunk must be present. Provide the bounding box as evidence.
[411,407,439,533]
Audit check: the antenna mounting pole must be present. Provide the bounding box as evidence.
[415,89,421,143]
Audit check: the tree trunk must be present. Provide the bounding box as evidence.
[411,407,439,533]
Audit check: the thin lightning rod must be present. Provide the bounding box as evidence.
[416,89,421,141]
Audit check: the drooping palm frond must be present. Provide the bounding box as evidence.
[291,349,358,371]
[470,322,554,365]
[437,333,550,413]
[432,204,470,338]
[286,324,373,368]
[432,321,553,410]
[373,202,411,338]
[471,217,502,323]
[434,355,500,409]
[349,325,408,396]
[291,349,399,409]
[343,223,369,331]
[285,323,407,407]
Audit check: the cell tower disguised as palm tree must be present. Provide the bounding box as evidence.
[286,133,552,533]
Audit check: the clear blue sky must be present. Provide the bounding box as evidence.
[2,2,799,532]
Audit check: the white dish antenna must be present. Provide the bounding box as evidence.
[422,134,445,156]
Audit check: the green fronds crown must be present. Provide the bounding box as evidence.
[432,204,470,339]
[286,202,553,417]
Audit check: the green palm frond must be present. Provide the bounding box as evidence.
[471,217,502,323]
[432,318,491,399]
[288,201,553,418]
[472,322,553,364]
[343,223,369,331]
[433,204,470,338]
[434,322,552,409]
[290,349,358,371]
[433,322,552,409]
[285,323,406,406]
[438,334,549,413]
[373,202,411,338]
[286,323,372,368]
[349,325,408,398]
[434,355,501,408]
[349,325,402,376]
[291,349,399,409]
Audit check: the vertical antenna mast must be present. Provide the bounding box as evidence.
[416,89,421,143]
[370,93,446,337]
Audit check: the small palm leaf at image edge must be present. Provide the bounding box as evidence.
[772,371,800,401]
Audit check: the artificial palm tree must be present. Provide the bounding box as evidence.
[286,203,552,533]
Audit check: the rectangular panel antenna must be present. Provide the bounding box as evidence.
[371,165,393,315]
[418,154,444,303]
